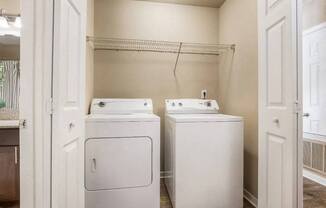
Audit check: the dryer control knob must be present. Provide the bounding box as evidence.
[98,101,106,107]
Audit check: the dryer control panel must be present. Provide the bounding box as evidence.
[165,99,219,114]
[91,99,153,114]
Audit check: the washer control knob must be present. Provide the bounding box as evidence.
[98,101,105,107]
[172,102,176,107]
[178,102,183,106]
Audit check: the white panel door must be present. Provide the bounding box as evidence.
[52,0,86,207]
[303,23,326,135]
[258,0,299,207]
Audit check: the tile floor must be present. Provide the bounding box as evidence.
[1,178,324,208]
[160,183,172,208]
[303,177,326,208]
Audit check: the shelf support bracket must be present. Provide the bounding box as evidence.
[173,42,183,76]
[231,44,236,53]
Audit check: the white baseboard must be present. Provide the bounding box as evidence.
[303,169,326,186]
[244,189,258,207]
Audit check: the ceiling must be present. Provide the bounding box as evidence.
[138,0,226,8]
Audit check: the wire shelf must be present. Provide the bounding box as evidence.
[87,36,235,56]
[86,36,236,76]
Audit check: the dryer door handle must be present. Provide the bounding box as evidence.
[91,158,97,173]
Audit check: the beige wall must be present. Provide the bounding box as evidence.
[0,44,19,60]
[85,0,94,113]
[93,0,220,168]
[218,0,258,198]
[303,0,326,30]
[0,0,20,14]
[94,0,219,42]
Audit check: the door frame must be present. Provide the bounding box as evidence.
[20,0,53,207]
[297,0,303,207]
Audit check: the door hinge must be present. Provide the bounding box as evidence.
[46,98,54,115]
[294,100,301,114]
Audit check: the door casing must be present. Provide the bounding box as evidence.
[20,0,53,207]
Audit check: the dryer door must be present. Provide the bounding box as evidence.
[85,137,153,191]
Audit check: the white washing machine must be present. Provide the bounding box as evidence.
[164,99,244,208]
[85,99,160,208]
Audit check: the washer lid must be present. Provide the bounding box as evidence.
[165,99,219,114]
[90,99,153,115]
[166,113,242,122]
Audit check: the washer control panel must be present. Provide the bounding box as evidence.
[165,99,219,114]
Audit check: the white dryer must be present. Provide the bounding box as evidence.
[164,99,243,208]
[85,99,160,208]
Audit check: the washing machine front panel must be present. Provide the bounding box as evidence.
[85,136,152,191]
[174,121,243,208]
[164,99,243,208]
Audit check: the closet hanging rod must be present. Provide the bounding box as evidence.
[90,48,221,56]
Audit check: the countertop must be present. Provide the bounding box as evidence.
[0,120,19,129]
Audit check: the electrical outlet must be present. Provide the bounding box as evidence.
[201,90,207,99]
